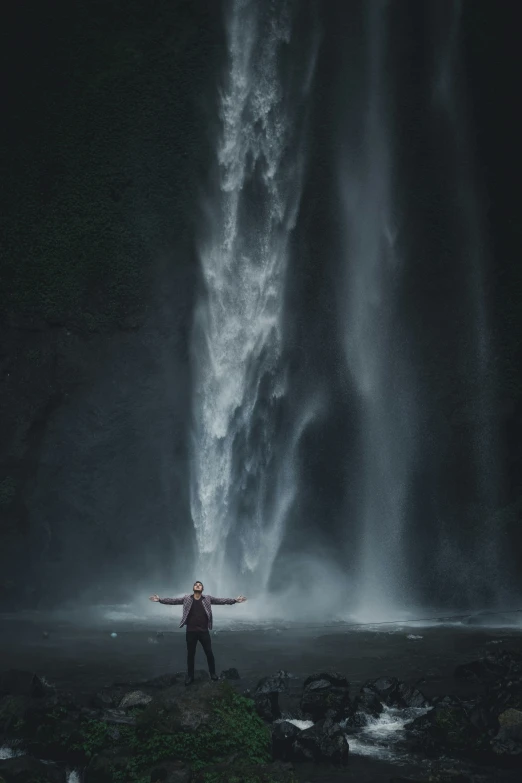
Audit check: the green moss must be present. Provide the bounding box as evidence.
[69,717,115,758]
[56,683,272,781]
[0,683,296,783]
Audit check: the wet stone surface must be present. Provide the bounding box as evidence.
[1,617,522,781]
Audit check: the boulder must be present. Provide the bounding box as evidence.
[0,755,66,782]
[271,720,303,761]
[341,710,370,730]
[118,690,152,710]
[272,716,349,765]
[302,671,349,689]
[255,675,288,695]
[315,715,350,765]
[292,717,349,765]
[454,658,507,682]
[403,698,488,758]
[364,676,429,709]
[490,706,522,761]
[254,693,281,722]
[352,685,383,717]
[84,746,134,783]
[498,708,522,736]
[220,668,240,680]
[300,674,351,722]
[454,649,522,683]
[253,674,288,723]
[484,677,522,717]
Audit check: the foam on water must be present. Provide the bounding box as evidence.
[341,705,431,760]
[190,0,319,596]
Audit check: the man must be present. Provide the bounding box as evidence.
[149,581,247,685]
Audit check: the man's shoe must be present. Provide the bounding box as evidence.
[210,674,219,681]
[185,676,194,686]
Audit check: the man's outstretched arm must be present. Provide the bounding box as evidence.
[209,595,247,605]
[149,594,185,605]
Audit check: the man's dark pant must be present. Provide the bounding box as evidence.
[186,630,215,678]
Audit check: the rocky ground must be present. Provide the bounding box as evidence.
[1,621,522,782]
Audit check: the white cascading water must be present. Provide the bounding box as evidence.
[339,1,417,619]
[190,0,317,594]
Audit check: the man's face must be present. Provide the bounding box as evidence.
[193,582,203,593]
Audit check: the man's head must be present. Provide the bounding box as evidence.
[193,581,204,595]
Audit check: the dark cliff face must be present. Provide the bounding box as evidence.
[1,0,521,609]
[0,0,224,607]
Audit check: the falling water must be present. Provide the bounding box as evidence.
[339,1,417,618]
[190,0,318,593]
[431,1,504,604]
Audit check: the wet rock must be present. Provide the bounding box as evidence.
[300,673,351,722]
[404,698,488,757]
[316,715,350,765]
[255,675,288,695]
[466,700,499,736]
[118,689,152,709]
[484,676,522,717]
[0,755,66,782]
[353,685,383,717]
[364,676,429,709]
[0,671,45,699]
[498,708,522,736]
[254,692,281,722]
[220,667,240,680]
[490,733,522,763]
[342,710,370,730]
[302,671,349,689]
[490,706,522,761]
[254,674,287,722]
[454,658,507,682]
[272,716,349,765]
[84,746,133,783]
[454,649,522,683]
[292,717,349,765]
[271,720,304,761]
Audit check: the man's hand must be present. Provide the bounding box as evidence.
[236,595,247,603]
[149,594,160,602]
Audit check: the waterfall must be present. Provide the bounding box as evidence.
[190,0,318,593]
[431,1,504,604]
[339,1,417,618]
